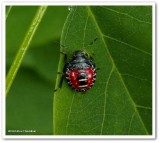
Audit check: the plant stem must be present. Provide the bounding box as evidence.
[6,6,12,20]
[6,6,48,96]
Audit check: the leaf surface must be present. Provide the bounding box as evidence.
[54,6,152,135]
[6,68,53,135]
[6,6,68,135]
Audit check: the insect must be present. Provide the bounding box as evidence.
[55,38,98,92]
[64,50,96,92]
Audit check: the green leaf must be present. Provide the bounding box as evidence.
[6,6,68,81]
[6,6,68,135]
[6,6,48,95]
[6,68,54,135]
[54,6,152,135]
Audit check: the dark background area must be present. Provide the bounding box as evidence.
[6,6,68,135]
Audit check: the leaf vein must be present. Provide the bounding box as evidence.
[83,125,101,134]
[136,105,152,110]
[100,66,114,135]
[121,73,151,84]
[65,92,75,135]
[83,11,89,48]
[103,34,151,56]
[128,111,136,134]
[63,7,77,46]
[100,6,152,25]
[71,93,103,114]
[88,6,149,134]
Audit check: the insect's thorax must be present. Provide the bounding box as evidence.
[67,56,93,70]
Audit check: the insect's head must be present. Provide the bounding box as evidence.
[71,37,98,60]
[72,50,90,58]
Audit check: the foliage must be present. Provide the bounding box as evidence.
[6,6,152,135]
[54,6,152,135]
[6,6,68,135]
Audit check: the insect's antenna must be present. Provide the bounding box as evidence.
[84,37,98,50]
[54,40,68,49]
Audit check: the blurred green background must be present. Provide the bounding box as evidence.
[6,6,68,135]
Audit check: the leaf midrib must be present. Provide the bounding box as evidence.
[88,6,149,134]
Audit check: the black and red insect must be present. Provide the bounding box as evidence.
[56,38,97,92]
[64,50,96,92]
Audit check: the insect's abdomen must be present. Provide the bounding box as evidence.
[66,69,96,92]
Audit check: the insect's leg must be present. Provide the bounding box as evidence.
[84,37,98,51]
[59,74,64,89]
[90,51,95,58]
[60,44,68,49]
[88,37,98,46]
[54,72,64,92]
[60,51,67,63]
[81,89,86,94]
[57,72,63,74]
[54,40,68,61]
[54,41,68,49]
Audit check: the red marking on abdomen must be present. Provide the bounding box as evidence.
[68,69,94,90]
